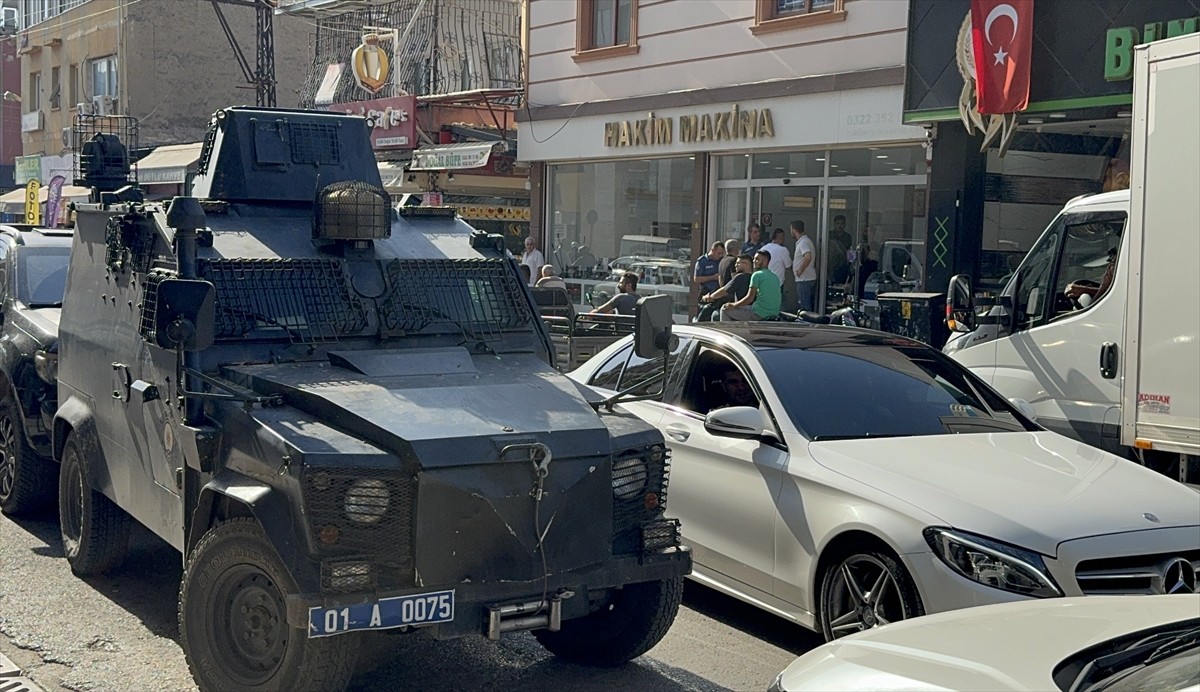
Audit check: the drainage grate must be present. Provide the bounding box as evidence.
[0,651,46,692]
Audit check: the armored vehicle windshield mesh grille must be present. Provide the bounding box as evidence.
[289,122,341,165]
[378,259,534,340]
[613,447,672,555]
[138,271,171,342]
[199,259,367,343]
[302,467,416,584]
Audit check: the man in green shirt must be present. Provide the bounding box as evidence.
[720,250,781,321]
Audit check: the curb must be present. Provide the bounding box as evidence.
[0,651,45,692]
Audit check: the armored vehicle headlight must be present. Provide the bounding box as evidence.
[612,458,649,501]
[344,479,390,524]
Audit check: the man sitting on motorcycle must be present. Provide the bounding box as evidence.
[720,251,781,322]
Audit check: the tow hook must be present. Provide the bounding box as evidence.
[486,589,575,641]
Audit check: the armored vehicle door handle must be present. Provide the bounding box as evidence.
[664,425,690,442]
[111,362,132,402]
[1100,342,1119,380]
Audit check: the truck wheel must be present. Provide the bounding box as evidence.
[0,395,56,516]
[533,577,683,667]
[180,519,358,692]
[58,434,131,576]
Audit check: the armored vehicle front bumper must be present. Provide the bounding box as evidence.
[286,547,690,640]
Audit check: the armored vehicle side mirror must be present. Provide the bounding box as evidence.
[153,279,216,350]
[634,294,677,359]
[945,274,977,333]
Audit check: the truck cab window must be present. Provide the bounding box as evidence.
[1012,226,1060,331]
[1050,216,1125,320]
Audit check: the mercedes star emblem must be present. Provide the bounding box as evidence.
[1153,557,1197,594]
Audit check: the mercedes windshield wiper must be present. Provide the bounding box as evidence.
[811,433,915,442]
[1069,625,1200,692]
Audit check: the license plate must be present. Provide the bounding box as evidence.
[307,589,455,638]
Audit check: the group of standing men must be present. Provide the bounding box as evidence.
[694,221,819,321]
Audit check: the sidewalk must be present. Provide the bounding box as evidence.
[0,650,45,692]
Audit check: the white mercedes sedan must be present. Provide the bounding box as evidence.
[568,324,1200,641]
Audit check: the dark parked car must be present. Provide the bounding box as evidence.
[0,224,72,515]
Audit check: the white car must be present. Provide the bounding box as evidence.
[770,594,1200,691]
[568,324,1200,641]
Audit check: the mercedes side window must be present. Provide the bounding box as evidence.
[678,348,760,417]
[1011,222,1061,332]
[1049,214,1126,320]
[588,344,632,390]
[618,336,688,397]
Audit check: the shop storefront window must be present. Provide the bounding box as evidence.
[713,145,928,316]
[718,154,748,180]
[547,157,695,316]
[830,145,924,177]
[752,151,825,179]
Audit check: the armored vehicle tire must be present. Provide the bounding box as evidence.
[0,395,57,516]
[180,519,359,692]
[58,435,131,576]
[533,576,684,667]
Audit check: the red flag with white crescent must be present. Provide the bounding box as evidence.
[971,0,1035,114]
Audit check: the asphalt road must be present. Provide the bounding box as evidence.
[1,511,823,692]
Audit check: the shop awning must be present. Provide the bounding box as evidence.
[409,142,502,171]
[137,143,203,184]
[0,184,92,214]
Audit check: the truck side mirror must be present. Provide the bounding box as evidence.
[153,279,216,350]
[634,294,677,358]
[945,274,977,333]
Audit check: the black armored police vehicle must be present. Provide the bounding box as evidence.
[52,108,690,691]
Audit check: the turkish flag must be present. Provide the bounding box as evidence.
[971,0,1035,114]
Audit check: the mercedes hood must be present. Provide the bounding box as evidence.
[807,431,1200,556]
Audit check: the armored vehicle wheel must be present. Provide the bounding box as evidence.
[0,395,56,516]
[534,576,683,666]
[180,519,359,692]
[58,434,131,576]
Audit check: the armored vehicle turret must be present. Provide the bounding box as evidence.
[51,108,690,691]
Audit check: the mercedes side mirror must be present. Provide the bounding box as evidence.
[152,278,216,350]
[634,294,677,359]
[1009,397,1037,423]
[704,406,766,439]
[946,274,977,333]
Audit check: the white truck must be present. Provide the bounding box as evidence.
[943,32,1200,484]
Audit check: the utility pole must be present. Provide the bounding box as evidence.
[210,0,276,107]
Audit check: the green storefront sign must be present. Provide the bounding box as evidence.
[14,155,41,186]
[1105,16,1199,81]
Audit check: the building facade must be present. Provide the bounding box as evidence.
[519,0,930,317]
[905,0,1200,294]
[281,0,531,252]
[14,0,313,186]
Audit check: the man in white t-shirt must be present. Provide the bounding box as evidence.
[760,228,791,285]
[791,220,817,313]
[521,236,545,286]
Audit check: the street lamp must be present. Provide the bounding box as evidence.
[2,90,19,102]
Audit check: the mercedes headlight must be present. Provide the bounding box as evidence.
[924,527,1062,598]
[612,458,648,501]
[344,479,390,524]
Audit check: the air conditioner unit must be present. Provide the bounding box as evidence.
[61,126,73,150]
[92,94,114,116]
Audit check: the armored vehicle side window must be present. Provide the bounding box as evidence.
[589,344,633,390]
